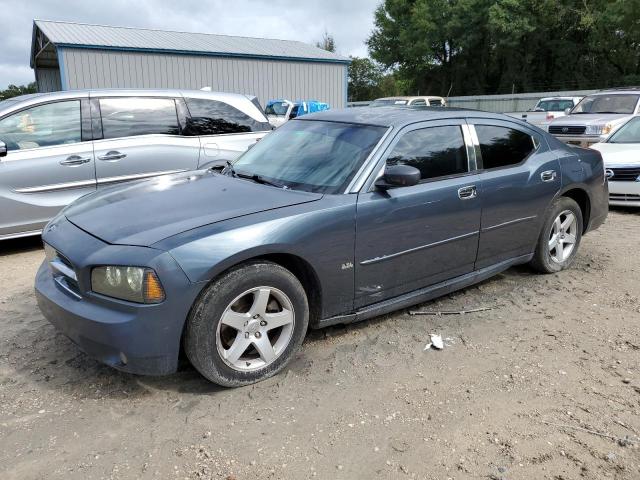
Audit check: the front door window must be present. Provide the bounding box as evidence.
[0,101,81,151]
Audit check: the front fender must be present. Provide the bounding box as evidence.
[159,196,358,319]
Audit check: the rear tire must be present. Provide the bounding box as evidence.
[185,261,309,387]
[530,197,583,274]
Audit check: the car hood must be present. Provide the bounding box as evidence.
[590,142,640,166]
[65,170,323,246]
[550,113,631,126]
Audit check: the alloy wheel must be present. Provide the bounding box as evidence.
[216,286,295,371]
[548,209,577,263]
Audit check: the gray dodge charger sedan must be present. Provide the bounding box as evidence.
[35,107,608,387]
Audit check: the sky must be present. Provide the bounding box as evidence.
[0,0,380,89]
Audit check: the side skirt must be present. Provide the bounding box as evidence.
[0,229,42,241]
[315,254,533,329]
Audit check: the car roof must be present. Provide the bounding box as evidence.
[538,97,580,101]
[0,88,267,121]
[298,106,519,128]
[375,96,444,101]
[592,88,640,96]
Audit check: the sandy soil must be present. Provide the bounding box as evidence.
[1,209,640,480]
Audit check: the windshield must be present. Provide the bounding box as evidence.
[370,99,408,107]
[608,116,640,143]
[534,99,575,112]
[265,102,289,116]
[572,94,639,114]
[231,120,387,194]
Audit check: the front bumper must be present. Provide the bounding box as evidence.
[35,216,203,375]
[608,180,640,207]
[553,134,603,148]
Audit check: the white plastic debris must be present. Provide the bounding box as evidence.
[424,334,444,350]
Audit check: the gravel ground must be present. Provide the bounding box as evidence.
[1,209,640,480]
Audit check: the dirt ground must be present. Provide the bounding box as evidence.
[1,209,640,480]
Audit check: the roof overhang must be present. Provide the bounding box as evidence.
[31,21,58,69]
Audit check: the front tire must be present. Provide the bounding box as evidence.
[185,261,309,387]
[530,196,583,273]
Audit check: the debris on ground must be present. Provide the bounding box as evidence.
[424,334,444,350]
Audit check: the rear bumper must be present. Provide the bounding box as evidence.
[608,180,640,207]
[35,216,203,375]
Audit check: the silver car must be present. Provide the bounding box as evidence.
[0,89,272,240]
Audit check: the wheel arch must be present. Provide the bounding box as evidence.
[560,186,591,234]
[178,249,324,357]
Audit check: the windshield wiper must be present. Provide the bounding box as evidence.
[222,160,237,177]
[235,171,286,189]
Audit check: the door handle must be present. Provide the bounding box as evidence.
[458,185,477,200]
[98,151,127,161]
[59,155,91,166]
[541,170,557,182]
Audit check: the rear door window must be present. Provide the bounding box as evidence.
[99,97,179,139]
[0,100,81,151]
[475,125,536,170]
[386,126,469,181]
[184,98,271,135]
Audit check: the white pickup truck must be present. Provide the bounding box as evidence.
[516,97,582,129]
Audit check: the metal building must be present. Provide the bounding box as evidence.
[30,20,350,107]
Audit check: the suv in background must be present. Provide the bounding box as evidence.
[0,89,272,240]
[518,96,582,129]
[547,88,640,147]
[370,96,447,107]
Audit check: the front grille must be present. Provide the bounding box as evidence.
[609,167,640,182]
[548,125,587,135]
[610,193,640,202]
[44,243,81,298]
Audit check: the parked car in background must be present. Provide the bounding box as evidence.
[370,96,447,107]
[265,99,294,127]
[519,96,582,129]
[265,99,330,127]
[288,100,330,119]
[547,88,640,147]
[591,116,640,206]
[35,107,607,387]
[0,89,272,240]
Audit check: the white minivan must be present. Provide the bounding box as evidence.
[0,89,272,240]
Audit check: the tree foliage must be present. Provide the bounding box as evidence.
[367,0,640,96]
[0,82,37,100]
[348,56,411,101]
[316,31,337,52]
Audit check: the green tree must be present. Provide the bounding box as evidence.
[0,82,37,100]
[348,56,384,101]
[316,31,336,52]
[367,0,640,96]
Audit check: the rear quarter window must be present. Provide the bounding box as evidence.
[475,125,537,170]
[184,98,271,135]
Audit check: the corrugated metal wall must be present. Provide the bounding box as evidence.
[59,48,347,107]
[35,67,62,92]
[447,90,597,113]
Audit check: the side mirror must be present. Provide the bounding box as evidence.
[564,107,572,115]
[0,141,6,158]
[375,164,421,189]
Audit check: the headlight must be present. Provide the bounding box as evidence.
[91,266,165,303]
[602,123,614,135]
[585,124,604,135]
